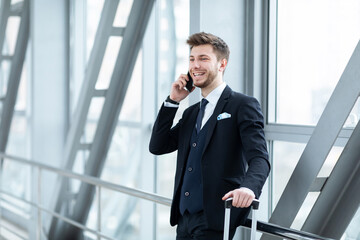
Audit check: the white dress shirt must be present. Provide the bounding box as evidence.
[200,82,226,130]
[164,82,227,130]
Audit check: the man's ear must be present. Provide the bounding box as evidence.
[219,58,227,73]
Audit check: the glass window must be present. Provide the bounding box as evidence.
[269,1,360,235]
[272,141,344,229]
[156,0,189,239]
[7,66,28,158]
[273,0,360,126]
[86,190,143,240]
[272,141,305,209]
[72,1,146,238]
[0,5,30,226]
[341,207,360,240]
[86,0,104,62]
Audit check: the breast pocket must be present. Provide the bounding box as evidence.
[215,116,237,140]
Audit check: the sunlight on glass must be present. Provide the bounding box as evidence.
[0,60,11,97]
[1,159,31,212]
[118,51,142,122]
[341,207,360,240]
[95,37,122,89]
[344,97,360,128]
[272,141,305,208]
[86,189,142,239]
[113,0,133,27]
[156,0,189,239]
[7,115,27,157]
[3,17,20,56]
[317,146,343,177]
[86,0,105,61]
[291,192,320,230]
[276,0,360,126]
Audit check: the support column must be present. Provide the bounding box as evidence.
[30,0,68,238]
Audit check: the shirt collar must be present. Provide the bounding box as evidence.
[203,82,227,106]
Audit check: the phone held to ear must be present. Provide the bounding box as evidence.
[185,72,194,92]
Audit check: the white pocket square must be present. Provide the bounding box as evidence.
[217,112,231,120]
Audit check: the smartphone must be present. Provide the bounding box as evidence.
[185,72,194,92]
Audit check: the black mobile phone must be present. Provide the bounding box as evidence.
[185,72,194,92]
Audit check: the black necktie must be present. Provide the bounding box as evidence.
[196,98,209,133]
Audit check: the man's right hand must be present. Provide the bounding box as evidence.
[170,74,195,103]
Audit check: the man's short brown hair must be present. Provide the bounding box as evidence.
[186,32,230,63]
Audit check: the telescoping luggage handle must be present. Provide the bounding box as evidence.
[223,198,259,240]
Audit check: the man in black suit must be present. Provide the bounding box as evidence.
[149,32,270,239]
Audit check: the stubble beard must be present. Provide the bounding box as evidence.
[194,68,218,89]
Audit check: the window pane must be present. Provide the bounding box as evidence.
[273,141,346,229]
[342,207,360,240]
[101,127,141,186]
[86,191,144,240]
[275,0,360,125]
[118,51,142,123]
[86,0,104,61]
[156,0,189,239]
[272,141,305,209]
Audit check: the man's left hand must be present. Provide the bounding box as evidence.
[222,187,255,208]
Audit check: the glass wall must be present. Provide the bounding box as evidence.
[1,0,359,239]
[268,0,360,235]
[272,0,360,126]
[155,0,189,239]
[0,4,31,235]
[69,0,189,239]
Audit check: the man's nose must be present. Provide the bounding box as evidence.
[191,60,200,68]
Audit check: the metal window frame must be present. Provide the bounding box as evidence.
[264,0,360,238]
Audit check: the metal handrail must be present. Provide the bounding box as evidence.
[0,153,172,206]
[0,152,171,240]
[242,219,335,240]
[0,189,114,240]
[0,153,335,240]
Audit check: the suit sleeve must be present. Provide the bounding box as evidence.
[237,97,270,197]
[149,104,181,155]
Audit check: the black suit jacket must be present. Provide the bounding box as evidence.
[149,86,270,230]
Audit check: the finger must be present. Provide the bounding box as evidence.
[233,193,241,207]
[172,81,181,91]
[240,197,247,208]
[222,191,233,200]
[240,193,251,208]
[245,195,252,207]
[241,194,254,208]
[178,74,188,85]
[179,78,187,88]
[245,196,255,208]
[174,79,186,90]
[237,194,245,208]
[180,73,188,79]
[222,193,230,201]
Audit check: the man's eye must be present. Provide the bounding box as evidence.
[201,58,209,61]
[189,59,194,62]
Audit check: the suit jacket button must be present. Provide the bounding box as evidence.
[192,143,197,147]
[185,192,190,196]
[188,167,193,172]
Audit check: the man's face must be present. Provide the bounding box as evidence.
[189,44,222,89]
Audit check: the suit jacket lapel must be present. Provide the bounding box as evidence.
[202,86,232,156]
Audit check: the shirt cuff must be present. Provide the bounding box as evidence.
[164,101,180,108]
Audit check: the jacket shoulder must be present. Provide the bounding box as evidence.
[229,90,260,105]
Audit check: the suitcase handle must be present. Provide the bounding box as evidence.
[223,198,259,240]
[224,198,259,210]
